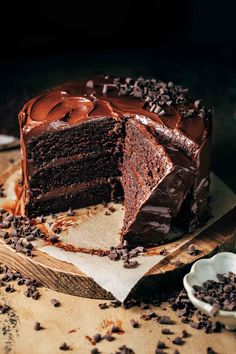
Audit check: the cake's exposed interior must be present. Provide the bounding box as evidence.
[19,76,212,247]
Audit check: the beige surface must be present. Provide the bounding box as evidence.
[1,149,236,354]
[1,283,236,354]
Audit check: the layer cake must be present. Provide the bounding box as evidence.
[18,76,212,246]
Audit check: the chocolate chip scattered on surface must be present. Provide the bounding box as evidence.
[111,325,121,333]
[157,316,174,325]
[157,340,167,349]
[59,342,70,351]
[93,333,102,343]
[34,322,43,331]
[187,244,199,256]
[103,333,115,341]
[181,329,189,338]
[49,235,60,243]
[172,336,184,345]
[115,344,135,354]
[161,328,173,335]
[207,347,217,354]
[67,207,76,216]
[99,302,109,309]
[130,319,140,328]
[50,298,61,307]
[91,348,99,354]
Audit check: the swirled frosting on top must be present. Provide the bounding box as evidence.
[19,76,212,146]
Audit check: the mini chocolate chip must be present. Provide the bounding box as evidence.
[67,208,75,216]
[26,242,33,250]
[116,345,135,354]
[0,304,11,314]
[108,206,116,213]
[181,329,189,338]
[5,215,14,222]
[172,336,184,345]
[59,342,70,351]
[111,325,120,333]
[17,278,25,286]
[0,230,8,238]
[103,333,115,341]
[130,319,139,328]
[160,248,167,256]
[50,298,61,307]
[146,309,157,318]
[187,244,199,256]
[32,291,40,300]
[5,285,15,293]
[207,347,217,354]
[91,348,99,354]
[49,235,60,243]
[161,328,173,335]
[34,322,43,331]
[99,303,109,309]
[190,321,200,329]
[25,279,33,286]
[0,221,10,228]
[157,316,174,325]
[25,235,35,242]
[93,333,102,343]
[123,259,139,269]
[157,340,166,349]
[141,309,157,321]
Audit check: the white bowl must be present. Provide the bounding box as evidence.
[183,252,236,330]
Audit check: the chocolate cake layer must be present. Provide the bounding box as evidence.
[28,151,122,195]
[26,178,123,217]
[24,117,124,168]
[19,75,212,246]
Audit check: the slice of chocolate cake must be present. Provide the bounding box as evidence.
[121,119,196,246]
[18,76,212,247]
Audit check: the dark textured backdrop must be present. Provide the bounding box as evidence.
[0,0,236,191]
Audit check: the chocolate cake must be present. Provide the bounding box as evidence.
[18,76,212,246]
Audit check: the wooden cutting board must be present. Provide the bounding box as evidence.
[1,150,236,354]
[0,161,236,300]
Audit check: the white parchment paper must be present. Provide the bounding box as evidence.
[34,173,236,302]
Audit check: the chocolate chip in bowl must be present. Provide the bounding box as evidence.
[184,252,236,330]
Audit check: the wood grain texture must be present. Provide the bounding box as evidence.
[0,161,236,300]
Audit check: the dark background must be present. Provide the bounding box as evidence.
[0,0,236,190]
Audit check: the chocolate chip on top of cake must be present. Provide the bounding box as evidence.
[18,76,212,247]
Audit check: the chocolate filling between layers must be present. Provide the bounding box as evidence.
[26,178,123,217]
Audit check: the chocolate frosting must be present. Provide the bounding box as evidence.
[19,76,212,241]
[19,76,211,148]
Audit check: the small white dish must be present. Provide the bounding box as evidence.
[184,252,236,330]
[0,134,19,151]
